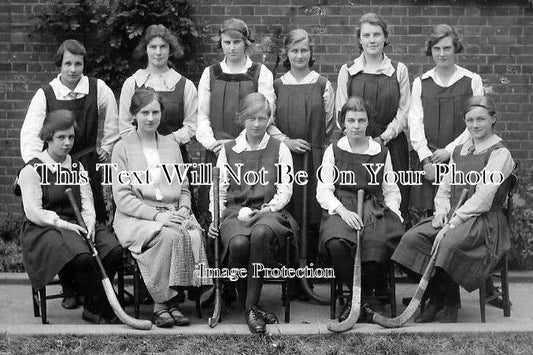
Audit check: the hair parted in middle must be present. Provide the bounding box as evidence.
[424,24,464,56]
[337,96,371,132]
[356,13,390,52]
[282,29,315,70]
[218,18,254,49]
[133,24,184,61]
[39,110,78,142]
[235,92,271,127]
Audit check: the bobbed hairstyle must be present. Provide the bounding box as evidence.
[356,13,390,52]
[133,24,184,61]
[218,18,253,49]
[425,24,463,56]
[337,96,371,132]
[235,92,271,127]
[129,88,165,128]
[464,95,497,127]
[39,110,78,142]
[282,29,315,70]
[54,39,86,68]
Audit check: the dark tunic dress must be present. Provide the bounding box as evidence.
[42,78,106,222]
[20,158,119,291]
[346,61,410,213]
[273,76,328,224]
[319,144,405,263]
[219,138,299,263]
[393,141,512,292]
[410,76,473,210]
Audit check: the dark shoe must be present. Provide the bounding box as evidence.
[245,307,266,334]
[439,306,458,323]
[414,304,442,323]
[151,309,175,328]
[488,296,512,309]
[168,307,191,326]
[62,296,79,310]
[254,306,279,324]
[82,308,117,324]
[338,302,352,323]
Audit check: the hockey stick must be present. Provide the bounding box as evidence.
[208,167,221,327]
[367,188,469,328]
[327,189,365,332]
[65,188,152,330]
[299,151,329,305]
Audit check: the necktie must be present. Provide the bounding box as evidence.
[68,92,77,99]
[467,144,476,155]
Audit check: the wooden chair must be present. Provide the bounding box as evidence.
[31,279,77,324]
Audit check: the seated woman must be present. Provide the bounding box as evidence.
[112,88,211,328]
[317,96,404,322]
[392,96,514,323]
[18,110,122,324]
[208,93,297,334]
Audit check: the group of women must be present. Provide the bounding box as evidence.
[17,13,514,334]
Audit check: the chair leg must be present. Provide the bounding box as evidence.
[32,287,40,317]
[389,262,396,317]
[330,278,336,320]
[39,288,48,324]
[284,235,291,323]
[133,265,141,319]
[502,254,511,317]
[479,279,486,323]
[194,288,203,319]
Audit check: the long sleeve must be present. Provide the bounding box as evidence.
[19,164,61,226]
[266,142,293,211]
[316,144,343,214]
[408,77,433,162]
[111,142,159,221]
[382,151,402,220]
[335,64,349,119]
[382,63,410,141]
[118,76,137,137]
[195,67,217,150]
[209,145,229,217]
[172,79,197,145]
[96,79,121,155]
[20,89,47,163]
[324,79,336,142]
[444,128,471,156]
[79,163,96,228]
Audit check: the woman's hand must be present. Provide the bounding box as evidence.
[431,213,448,229]
[87,221,96,242]
[335,205,364,230]
[97,147,110,162]
[284,138,311,153]
[207,222,219,239]
[154,212,184,226]
[56,219,87,236]
[423,162,435,182]
[177,206,190,220]
[430,149,450,164]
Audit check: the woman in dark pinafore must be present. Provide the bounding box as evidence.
[119,24,197,165]
[408,24,484,213]
[208,93,297,334]
[273,29,335,287]
[336,13,410,219]
[317,97,404,322]
[393,96,514,323]
[17,110,122,324]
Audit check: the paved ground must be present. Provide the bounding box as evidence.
[1,273,532,335]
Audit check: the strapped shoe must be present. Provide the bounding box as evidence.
[151,309,175,328]
[414,304,442,323]
[82,308,119,324]
[254,306,279,324]
[62,296,79,310]
[338,302,351,323]
[245,307,266,334]
[169,307,191,326]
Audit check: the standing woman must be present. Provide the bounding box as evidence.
[274,29,335,272]
[392,96,514,323]
[409,24,483,213]
[336,13,410,218]
[317,97,404,321]
[208,93,297,334]
[119,24,197,161]
[113,88,211,328]
[18,110,122,324]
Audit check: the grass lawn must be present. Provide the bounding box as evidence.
[1,333,532,354]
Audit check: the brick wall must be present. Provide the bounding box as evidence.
[1,0,532,216]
